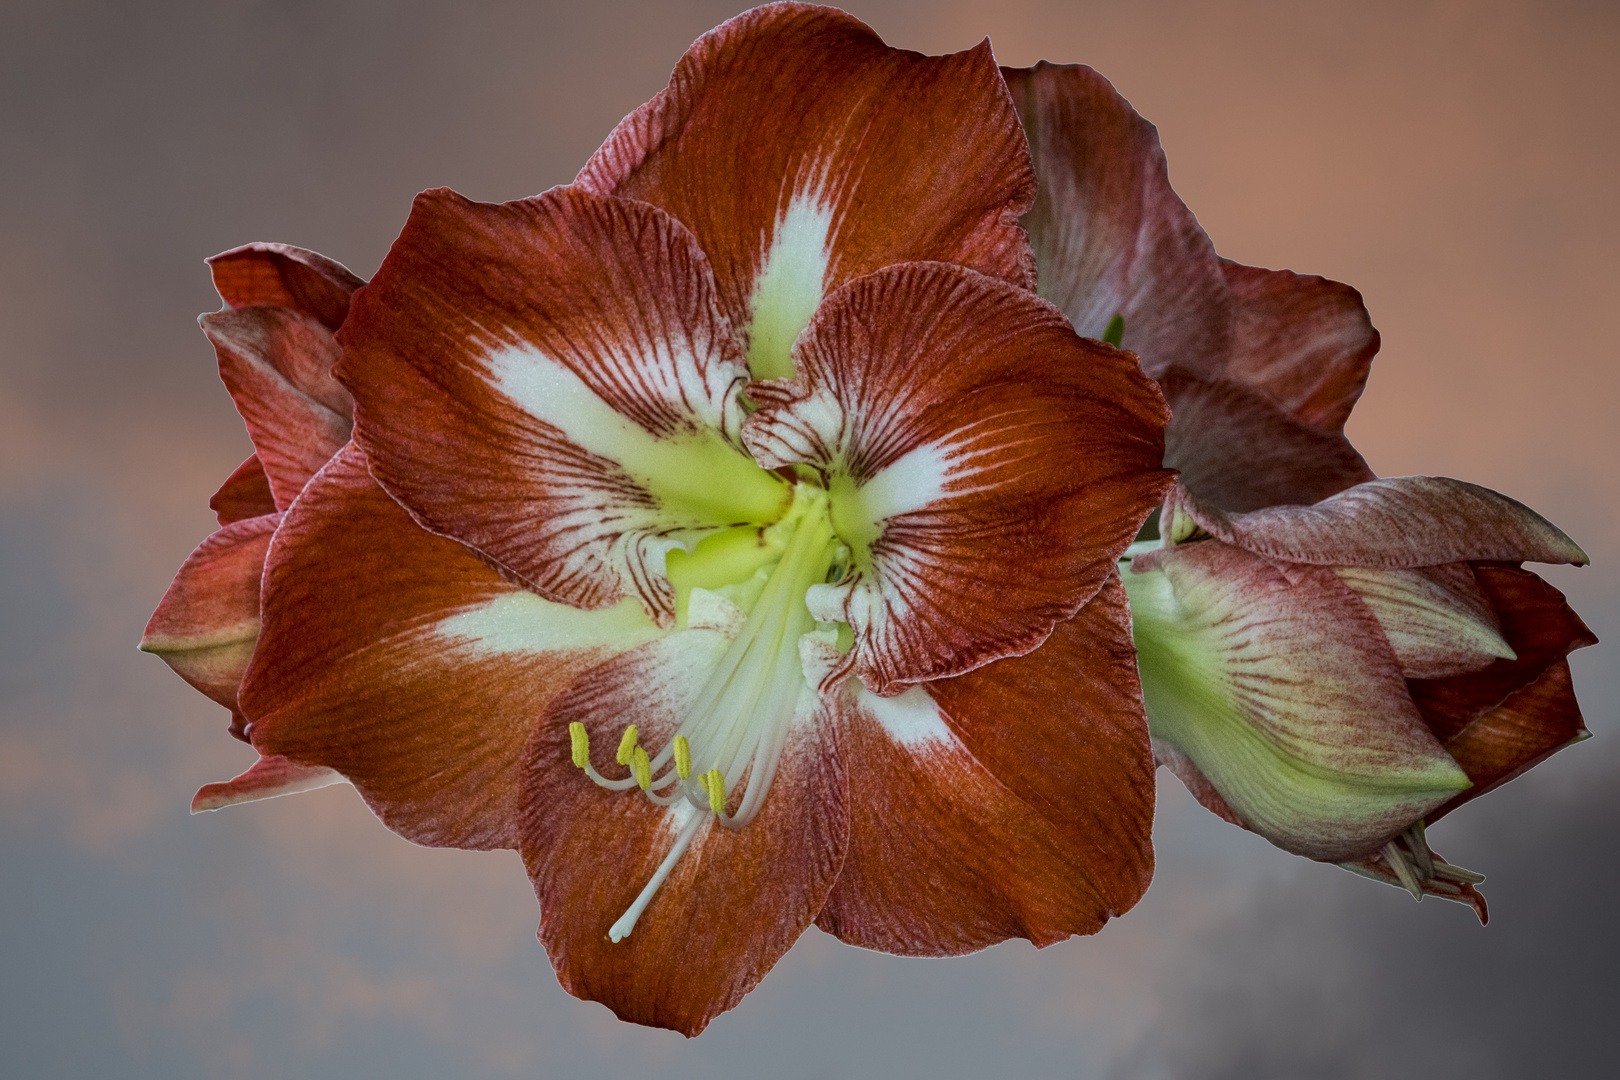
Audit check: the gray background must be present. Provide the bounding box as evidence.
[2,1,1616,1077]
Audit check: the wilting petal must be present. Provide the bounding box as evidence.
[1336,562,1515,679]
[817,576,1153,954]
[242,445,663,850]
[336,187,789,626]
[207,242,365,331]
[201,306,354,508]
[1160,369,1374,512]
[191,753,343,813]
[522,633,846,1037]
[1127,540,1470,861]
[140,512,278,712]
[1004,62,1231,379]
[1163,476,1589,569]
[744,262,1170,693]
[209,454,277,525]
[1430,659,1587,823]
[578,4,1036,379]
[1409,562,1596,752]
[1219,260,1379,433]
[1153,739,1245,827]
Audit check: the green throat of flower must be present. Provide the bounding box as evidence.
[568,482,851,941]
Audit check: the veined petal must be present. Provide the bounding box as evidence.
[1163,476,1589,568]
[522,632,846,1036]
[817,576,1153,954]
[1160,369,1374,512]
[242,445,663,851]
[1004,62,1231,380]
[578,4,1037,380]
[336,187,790,627]
[1430,659,1587,824]
[1336,562,1514,679]
[191,753,343,813]
[1409,563,1596,744]
[140,512,278,712]
[1127,540,1470,861]
[1219,259,1379,433]
[202,306,354,509]
[209,454,277,525]
[744,262,1170,694]
[206,242,365,332]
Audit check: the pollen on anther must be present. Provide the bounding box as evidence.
[673,735,692,780]
[616,725,640,766]
[568,722,590,769]
[702,769,727,814]
[632,746,652,790]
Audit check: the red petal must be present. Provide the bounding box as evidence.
[1336,562,1514,679]
[1219,260,1379,433]
[336,187,789,627]
[1410,563,1596,744]
[202,306,354,509]
[1428,659,1586,825]
[242,445,662,851]
[1163,476,1589,569]
[206,242,365,331]
[1160,369,1374,512]
[522,637,846,1036]
[209,453,277,526]
[816,576,1154,954]
[744,262,1170,693]
[1004,63,1232,380]
[141,512,278,711]
[190,753,343,813]
[579,5,1036,379]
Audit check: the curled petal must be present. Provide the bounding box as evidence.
[1336,563,1515,679]
[209,454,277,526]
[1004,62,1232,380]
[207,242,365,331]
[744,262,1170,693]
[523,634,846,1036]
[1127,541,1470,861]
[191,753,343,813]
[1160,369,1374,512]
[140,512,278,712]
[1218,260,1379,433]
[579,3,1036,380]
[202,306,354,509]
[336,187,789,627]
[817,576,1154,954]
[243,445,663,850]
[1161,476,1589,569]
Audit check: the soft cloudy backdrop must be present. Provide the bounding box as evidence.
[2,1,1615,1077]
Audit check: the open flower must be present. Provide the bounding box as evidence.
[140,242,365,810]
[1004,61,1596,917]
[207,5,1172,1035]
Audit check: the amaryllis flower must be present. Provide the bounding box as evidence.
[141,242,365,811]
[164,4,1179,1036]
[1003,61,1596,916]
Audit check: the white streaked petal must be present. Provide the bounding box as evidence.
[433,593,662,656]
[746,190,835,380]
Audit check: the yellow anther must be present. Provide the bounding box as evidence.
[673,735,692,780]
[633,746,652,791]
[568,722,590,769]
[703,769,727,815]
[616,725,640,766]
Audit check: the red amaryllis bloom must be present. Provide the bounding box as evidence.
[141,243,365,811]
[153,5,1177,1036]
[1004,62,1596,918]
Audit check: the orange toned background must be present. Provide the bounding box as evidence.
[2,2,1614,1076]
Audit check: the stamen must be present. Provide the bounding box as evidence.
[633,746,652,790]
[703,769,727,814]
[569,722,590,769]
[1383,840,1424,902]
[673,735,692,780]
[616,725,640,766]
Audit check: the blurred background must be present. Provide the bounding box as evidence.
[2,1,1616,1077]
